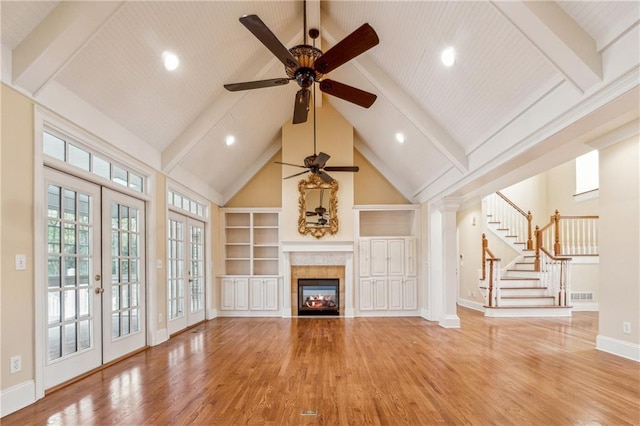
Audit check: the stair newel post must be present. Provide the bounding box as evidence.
[482,234,487,280]
[534,226,541,272]
[553,210,561,255]
[526,211,533,250]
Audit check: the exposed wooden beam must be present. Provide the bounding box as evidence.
[491,1,602,93]
[12,1,124,95]
[320,13,468,173]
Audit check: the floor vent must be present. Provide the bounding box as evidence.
[571,292,593,301]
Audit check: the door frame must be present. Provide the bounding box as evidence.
[34,109,158,400]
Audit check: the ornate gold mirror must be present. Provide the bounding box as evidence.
[298,174,338,239]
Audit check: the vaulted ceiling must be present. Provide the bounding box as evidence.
[2,1,639,205]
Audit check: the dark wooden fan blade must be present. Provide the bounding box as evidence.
[224,78,290,92]
[239,15,300,69]
[319,79,377,108]
[306,211,318,216]
[284,170,309,180]
[274,161,306,168]
[314,152,330,168]
[317,171,334,183]
[293,89,310,124]
[324,166,360,172]
[313,23,379,74]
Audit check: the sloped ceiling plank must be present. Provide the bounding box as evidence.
[161,17,303,173]
[12,1,123,95]
[491,1,601,93]
[320,13,468,173]
[306,0,322,108]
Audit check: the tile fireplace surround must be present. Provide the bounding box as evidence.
[282,242,354,317]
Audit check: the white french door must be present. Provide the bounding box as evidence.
[43,169,146,388]
[167,212,205,335]
[102,188,146,363]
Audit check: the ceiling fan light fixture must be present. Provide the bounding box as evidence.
[225,135,235,146]
[441,46,456,67]
[162,51,179,71]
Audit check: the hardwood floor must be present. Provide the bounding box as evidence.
[4,308,640,425]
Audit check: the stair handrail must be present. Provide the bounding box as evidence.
[535,225,572,306]
[494,192,534,250]
[482,234,501,307]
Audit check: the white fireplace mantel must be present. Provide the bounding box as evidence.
[281,240,355,318]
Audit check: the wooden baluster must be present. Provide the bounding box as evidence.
[534,226,540,272]
[553,210,561,256]
[527,211,533,250]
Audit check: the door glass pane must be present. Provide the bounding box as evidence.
[46,182,96,364]
[167,218,185,320]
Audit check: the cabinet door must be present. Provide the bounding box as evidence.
[388,239,405,276]
[405,238,417,277]
[370,239,388,276]
[235,278,249,310]
[264,278,279,311]
[388,277,404,310]
[359,278,374,310]
[249,278,264,310]
[373,278,388,310]
[221,278,236,310]
[403,278,418,310]
[359,239,371,277]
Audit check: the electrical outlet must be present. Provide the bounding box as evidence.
[10,355,21,374]
[623,322,631,334]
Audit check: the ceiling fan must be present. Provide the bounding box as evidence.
[223,1,379,124]
[274,83,359,183]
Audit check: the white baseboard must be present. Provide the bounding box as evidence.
[457,298,485,312]
[420,307,431,321]
[439,314,461,328]
[596,335,640,362]
[572,303,599,312]
[206,309,218,320]
[1,380,36,418]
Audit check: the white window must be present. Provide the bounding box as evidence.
[575,150,599,195]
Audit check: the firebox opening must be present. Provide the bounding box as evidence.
[298,278,339,316]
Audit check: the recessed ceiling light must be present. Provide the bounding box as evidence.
[441,46,456,67]
[395,133,406,144]
[225,135,235,146]
[162,51,179,71]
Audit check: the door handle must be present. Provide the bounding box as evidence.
[95,287,104,294]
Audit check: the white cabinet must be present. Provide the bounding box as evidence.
[249,278,279,311]
[221,277,249,311]
[359,278,388,311]
[358,237,418,313]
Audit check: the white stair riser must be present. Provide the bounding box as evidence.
[498,298,556,307]
[500,279,540,287]
[498,288,548,297]
[504,270,539,278]
[484,307,572,317]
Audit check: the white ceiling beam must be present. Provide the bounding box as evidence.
[491,1,602,94]
[12,1,124,96]
[320,13,468,173]
[161,17,303,173]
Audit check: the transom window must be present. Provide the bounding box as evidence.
[575,150,599,195]
[43,131,144,193]
[168,189,207,219]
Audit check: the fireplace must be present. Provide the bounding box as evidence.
[298,278,339,316]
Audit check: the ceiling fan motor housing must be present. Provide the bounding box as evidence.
[287,45,324,86]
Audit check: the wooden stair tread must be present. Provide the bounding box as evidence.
[479,286,547,290]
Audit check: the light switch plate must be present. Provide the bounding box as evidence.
[15,254,27,270]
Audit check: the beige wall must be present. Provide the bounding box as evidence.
[354,149,410,205]
[1,84,35,389]
[545,158,599,216]
[599,136,639,345]
[501,173,548,227]
[225,150,282,208]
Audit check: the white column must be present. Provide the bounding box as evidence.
[428,197,461,328]
[345,252,354,318]
[282,252,292,318]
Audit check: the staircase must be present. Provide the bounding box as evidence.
[480,193,572,317]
